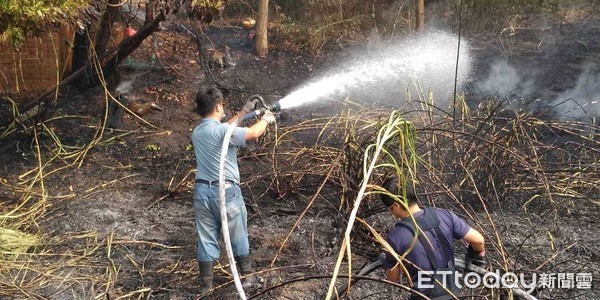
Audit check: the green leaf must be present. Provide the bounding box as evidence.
[145,144,161,152]
[0,0,90,48]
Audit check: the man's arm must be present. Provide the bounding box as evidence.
[245,111,275,140]
[224,108,269,140]
[463,227,486,270]
[227,110,246,124]
[448,209,485,254]
[245,119,268,140]
[228,97,260,124]
[463,228,485,253]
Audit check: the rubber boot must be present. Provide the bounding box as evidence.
[197,261,214,299]
[235,255,256,288]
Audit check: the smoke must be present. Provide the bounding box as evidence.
[115,80,133,96]
[423,0,455,31]
[551,66,600,120]
[475,61,536,98]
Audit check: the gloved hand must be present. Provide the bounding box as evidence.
[242,98,259,113]
[261,111,276,124]
[378,252,388,266]
[465,244,486,271]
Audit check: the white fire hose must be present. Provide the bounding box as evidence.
[219,117,247,300]
[218,99,273,299]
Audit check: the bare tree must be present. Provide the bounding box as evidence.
[255,0,268,57]
[94,0,120,58]
[416,0,425,32]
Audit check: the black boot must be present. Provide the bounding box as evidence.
[235,255,256,288]
[198,261,214,299]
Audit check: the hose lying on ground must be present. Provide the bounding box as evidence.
[453,258,538,300]
[338,258,538,300]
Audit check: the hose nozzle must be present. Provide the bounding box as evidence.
[270,101,281,112]
[249,94,280,112]
[242,95,281,121]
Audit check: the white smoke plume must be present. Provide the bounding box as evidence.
[551,66,600,121]
[476,61,535,98]
[115,80,133,96]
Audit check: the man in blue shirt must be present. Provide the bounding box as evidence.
[192,86,275,298]
[380,176,486,299]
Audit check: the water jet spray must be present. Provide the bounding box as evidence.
[262,31,471,113]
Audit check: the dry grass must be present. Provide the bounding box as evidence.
[3,10,600,293]
[248,95,599,298]
[0,227,37,261]
[557,5,592,23]
[0,68,170,298]
[2,91,599,298]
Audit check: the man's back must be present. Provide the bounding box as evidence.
[192,118,247,183]
[383,208,470,287]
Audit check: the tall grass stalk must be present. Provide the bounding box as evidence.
[325,110,417,299]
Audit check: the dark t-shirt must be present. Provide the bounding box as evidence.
[383,207,470,287]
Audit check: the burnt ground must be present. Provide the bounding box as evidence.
[2,10,600,300]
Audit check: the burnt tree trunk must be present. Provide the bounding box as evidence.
[255,0,269,57]
[81,0,121,89]
[71,28,90,74]
[70,27,91,89]
[416,0,425,32]
[75,14,162,90]
[101,16,163,77]
[64,0,187,93]
[94,0,120,58]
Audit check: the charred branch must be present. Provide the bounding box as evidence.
[94,0,121,58]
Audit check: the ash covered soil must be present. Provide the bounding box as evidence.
[2,13,600,300]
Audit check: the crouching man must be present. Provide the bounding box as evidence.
[380,176,486,299]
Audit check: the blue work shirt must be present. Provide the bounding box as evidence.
[383,207,470,286]
[192,118,247,184]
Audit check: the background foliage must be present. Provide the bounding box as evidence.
[224,0,600,54]
[0,0,91,48]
